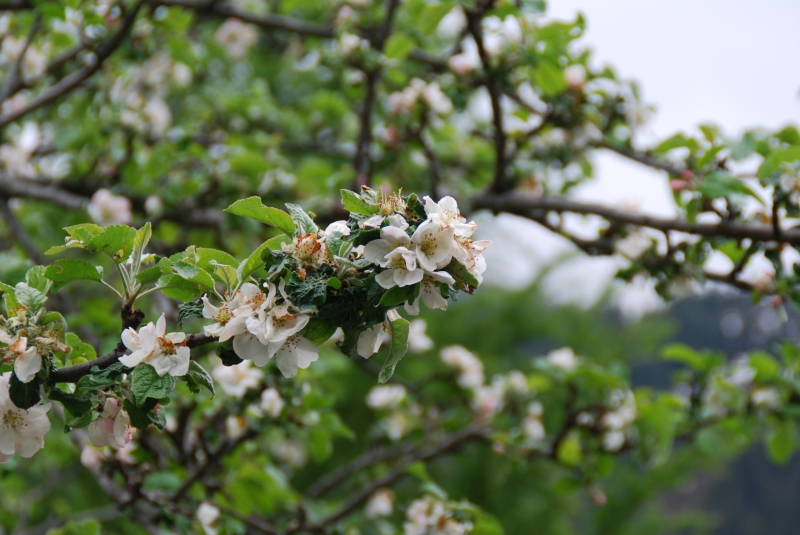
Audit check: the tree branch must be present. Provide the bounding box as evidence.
[0,0,145,129]
[472,192,800,245]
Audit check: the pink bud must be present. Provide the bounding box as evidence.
[681,170,694,180]
[670,180,687,192]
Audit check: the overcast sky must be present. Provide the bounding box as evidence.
[480,0,800,314]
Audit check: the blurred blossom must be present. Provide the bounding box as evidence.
[80,446,105,468]
[404,497,473,535]
[737,252,776,293]
[564,64,586,89]
[366,384,406,409]
[506,370,529,394]
[473,382,505,419]
[144,98,172,136]
[271,438,307,467]
[365,488,394,519]
[338,32,370,56]
[751,387,781,410]
[385,411,408,441]
[407,319,434,353]
[225,415,247,439]
[144,195,163,215]
[440,345,484,389]
[0,122,41,178]
[215,18,258,59]
[615,231,653,260]
[87,189,133,226]
[546,347,578,370]
[212,360,263,399]
[197,502,220,535]
[260,388,285,417]
[0,37,49,84]
[437,6,466,38]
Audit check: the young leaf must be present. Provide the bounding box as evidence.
[124,398,167,430]
[379,284,417,307]
[130,222,152,278]
[136,266,162,285]
[45,259,102,292]
[15,283,47,313]
[9,373,41,409]
[340,189,379,216]
[156,274,206,302]
[85,225,136,262]
[237,240,274,284]
[196,248,238,270]
[183,361,215,396]
[172,261,216,290]
[378,316,410,383]
[286,203,319,235]
[131,364,177,407]
[696,171,763,204]
[443,258,479,288]
[48,388,93,418]
[285,271,329,309]
[224,197,296,236]
[25,266,51,294]
[75,362,127,394]
[216,343,243,366]
[302,317,337,346]
[64,223,104,242]
[177,299,204,326]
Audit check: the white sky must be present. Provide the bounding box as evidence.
[480,0,800,314]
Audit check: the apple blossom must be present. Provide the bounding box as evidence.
[404,271,455,315]
[440,345,484,389]
[214,18,258,59]
[87,189,133,226]
[260,388,285,417]
[404,497,473,535]
[366,384,407,409]
[120,314,190,377]
[324,220,351,236]
[202,293,247,342]
[197,502,220,535]
[546,347,578,370]
[212,360,264,399]
[410,220,455,272]
[87,398,132,449]
[0,329,41,384]
[365,488,394,519]
[357,323,385,358]
[751,387,781,410]
[0,373,51,459]
[407,319,434,353]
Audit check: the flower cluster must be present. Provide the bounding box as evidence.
[403,496,473,535]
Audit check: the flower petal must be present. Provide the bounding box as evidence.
[14,347,41,383]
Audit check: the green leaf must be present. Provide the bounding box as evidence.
[183,361,215,396]
[64,223,103,242]
[757,146,800,179]
[285,203,319,235]
[25,266,51,294]
[749,351,781,381]
[308,427,333,462]
[156,274,206,302]
[46,519,101,535]
[124,398,167,430]
[556,432,582,467]
[340,189,379,215]
[85,225,136,261]
[237,240,275,284]
[661,343,724,372]
[131,364,177,407]
[136,266,162,285]
[15,283,47,313]
[217,343,243,367]
[196,248,238,270]
[384,33,416,59]
[130,222,152,278]
[172,261,216,290]
[378,316,410,383]
[74,363,127,394]
[379,284,418,307]
[48,388,93,418]
[265,233,291,250]
[767,421,795,464]
[0,281,20,312]
[177,299,204,326]
[471,514,507,535]
[654,133,699,155]
[443,258,478,288]
[224,197,296,236]
[65,332,96,362]
[533,59,567,97]
[302,317,337,346]
[45,259,102,292]
[285,271,329,309]
[9,373,41,409]
[696,171,763,204]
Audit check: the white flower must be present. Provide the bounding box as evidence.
[282,233,327,267]
[440,345,484,389]
[436,6,467,38]
[420,81,453,115]
[215,18,258,59]
[120,314,190,377]
[339,32,369,56]
[615,231,653,260]
[212,360,263,399]
[1,329,41,384]
[404,271,455,315]
[365,488,395,519]
[357,323,385,358]
[780,173,800,206]
[506,370,528,394]
[87,398,132,449]
[473,382,504,419]
[410,220,456,272]
[546,347,578,370]
[202,293,248,342]
[365,226,424,288]
[564,64,587,89]
[453,237,491,285]
[737,252,775,293]
[449,37,481,75]
[523,417,545,441]
[751,387,781,410]
[407,319,434,353]
[87,189,133,226]
[385,411,408,441]
[366,384,407,409]
[260,388,285,417]
[404,497,473,535]
[80,446,105,468]
[225,415,247,439]
[602,430,626,452]
[271,437,307,467]
[144,98,172,136]
[0,373,51,459]
[324,220,351,236]
[270,335,319,378]
[197,502,220,535]
[482,15,522,56]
